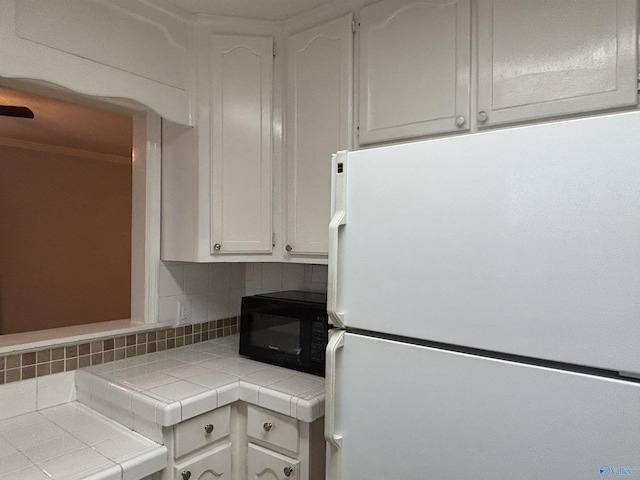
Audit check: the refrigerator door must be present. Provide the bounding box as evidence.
[328,331,640,480]
[328,111,640,374]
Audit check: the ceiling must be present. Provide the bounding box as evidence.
[0,86,132,160]
[152,0,340,20]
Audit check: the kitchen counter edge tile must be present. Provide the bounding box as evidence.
[75,334,326,430]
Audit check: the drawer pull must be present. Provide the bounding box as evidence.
[284,466,294,477]
[263,422,273,432]
[181,471,191,480]
[204,424,214,434]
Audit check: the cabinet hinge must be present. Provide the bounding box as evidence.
[637,73,640,92]
[273,42,276,58]
[351,20,360,34]
[272,232,276,247]
[356,123,360,136]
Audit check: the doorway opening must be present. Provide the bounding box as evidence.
[0,85,133,334]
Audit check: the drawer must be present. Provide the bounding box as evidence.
[174,405,231,458]
[247,404,299,454]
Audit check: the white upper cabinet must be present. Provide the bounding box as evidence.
[477,0,638,127]
[210,35,273,255]
[286,14,353,258]
[358,0,471,144]
[161,33,275,263]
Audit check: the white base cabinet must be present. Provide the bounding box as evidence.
[174,442,233,480]
[160,403,324,480]
[248,443,300,480]
[174,406,232,459]
[161,406,233,480]
[243,404,325,480]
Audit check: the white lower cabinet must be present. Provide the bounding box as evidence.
[161,402,324,480]
[244,404,325,480]
[174,406,232,458]
[161,407,233,480]
[248,443,300,480]
[247,404,299,454]
[174,442,233,480]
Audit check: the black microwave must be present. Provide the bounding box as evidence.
[239,291,329,376]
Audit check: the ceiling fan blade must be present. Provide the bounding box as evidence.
[0,105,34,118]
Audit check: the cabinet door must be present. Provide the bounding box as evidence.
[174,442,232,480]
[477,0,637,127]
[248,443,300,480]
[358,0,471,144]
[210,35,273,254]
[286,14,353,257]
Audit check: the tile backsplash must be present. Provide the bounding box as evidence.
[0,318,238,385]
[158,262,245,324]
[245,263,328,296]
[0,261,327,386]
[158,262,327,323]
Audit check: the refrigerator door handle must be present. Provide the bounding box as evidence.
[328,151,347,328]
[325,328,345,480]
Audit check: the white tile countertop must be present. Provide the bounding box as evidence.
[0,402,166,480]
[76,334,325,443]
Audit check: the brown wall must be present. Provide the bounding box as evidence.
[0,144,131,334]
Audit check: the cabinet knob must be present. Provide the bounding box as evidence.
[204,424,214,434]
[477,111,488,123]
[284,466,294,477]
[181,471,191,480]
[455,115,465,127]
[263,421,273,432]
[285,244,293,252]
[213,243,222,251]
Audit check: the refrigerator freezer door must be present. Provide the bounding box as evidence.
[333,111,640,374]
[331,332,640,480]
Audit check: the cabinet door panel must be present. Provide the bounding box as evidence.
[477,0,637,126]
[210,35,273,254]
[174,442,232,480]
[359,0,471,143]
[286,14,352,256]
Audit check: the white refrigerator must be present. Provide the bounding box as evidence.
[326,111,640,480]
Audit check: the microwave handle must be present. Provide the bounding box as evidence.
[328,151,347,329]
